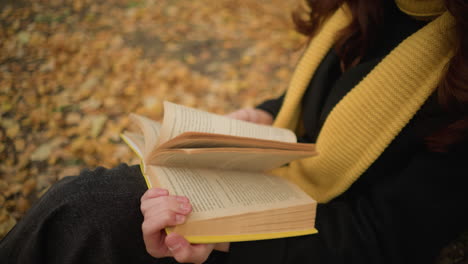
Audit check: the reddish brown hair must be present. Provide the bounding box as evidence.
[293,0,468,152]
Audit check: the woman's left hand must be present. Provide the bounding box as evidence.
[165,234,230,263]
[164,233,216,264]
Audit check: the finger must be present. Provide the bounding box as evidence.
[142,198,192,240]
[214,242,230,252]
[142,208,189,258]
[165,233,215,264]
[142,209,187,236]
[141,188,169,202]
[226,109,249,121]
[140,195,191,258]
[142,227,170,258]
[251,109,273,125]
[141,195,192,216]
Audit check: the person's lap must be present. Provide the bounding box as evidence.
[0,164,179,264]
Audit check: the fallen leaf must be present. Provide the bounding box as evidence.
[17,31,30,44]
[30,139,63,162]
[90,114,108,138]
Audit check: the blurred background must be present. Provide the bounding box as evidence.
[0,0,466,263]
[0,0,304,237]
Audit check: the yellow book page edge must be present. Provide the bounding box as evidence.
[168,228,318,244]
[120,133,152,188]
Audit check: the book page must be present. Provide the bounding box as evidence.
[150,148,315,172]
[147,166,314,221]
[157,132,315,151]
[129,114,162,157]
[121,131,145,158]
[158,101,296,145]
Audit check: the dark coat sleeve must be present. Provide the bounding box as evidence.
[255,93,285,119]
[224,149,468,264]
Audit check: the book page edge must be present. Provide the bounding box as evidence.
[166,228,318,244]
[120,133,152,188]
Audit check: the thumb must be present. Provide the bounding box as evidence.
[166,233,215,264]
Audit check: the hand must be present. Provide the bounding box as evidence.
[226,108,273,125]
[164,233,229,264]
[140,188,229,263]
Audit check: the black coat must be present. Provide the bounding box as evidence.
[226,4,468,264]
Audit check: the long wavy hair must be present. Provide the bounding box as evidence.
[292,0,468,152]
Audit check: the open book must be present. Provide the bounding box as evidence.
[121,101,318,243]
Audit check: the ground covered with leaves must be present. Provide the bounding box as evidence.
[0,0,466,263]
[0,0,301,234]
